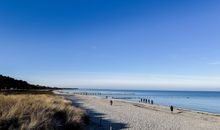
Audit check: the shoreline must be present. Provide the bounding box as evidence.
[118,98,220,117]
[74,94,220,118]
[56,89,220,115]
[115,98,220,117]
[55,90,220,116]
[64,94,220,130]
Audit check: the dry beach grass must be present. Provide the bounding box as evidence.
[0,94,86,130]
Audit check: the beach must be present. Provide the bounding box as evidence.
[67,95,220,130]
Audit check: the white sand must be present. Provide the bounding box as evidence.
[69,95,220,130]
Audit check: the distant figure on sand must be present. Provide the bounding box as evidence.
[151,100,154,104]
[170,105,174,113]
[110,100,113,106]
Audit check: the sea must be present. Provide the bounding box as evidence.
[61,89,220,114]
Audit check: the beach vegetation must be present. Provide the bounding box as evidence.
[0,94,87,130]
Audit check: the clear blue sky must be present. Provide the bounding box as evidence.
[1,0,220,90]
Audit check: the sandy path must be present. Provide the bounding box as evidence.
[68,95,220,130]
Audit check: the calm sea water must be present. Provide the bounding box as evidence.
[62,89,220,114]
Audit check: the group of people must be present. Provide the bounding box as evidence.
[140,98,154,104]
[109,97,174,113]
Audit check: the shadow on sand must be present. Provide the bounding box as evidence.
[65,96,129,130]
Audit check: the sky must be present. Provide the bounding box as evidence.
[1,0,220,90]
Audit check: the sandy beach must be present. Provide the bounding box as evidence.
[66,95,220,130]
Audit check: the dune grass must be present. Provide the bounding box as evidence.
[0,94,87,130]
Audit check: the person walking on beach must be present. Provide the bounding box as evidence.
[170,105,174,113]
[151,100,154,104]
[110,100,113,106]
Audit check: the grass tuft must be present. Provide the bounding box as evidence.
[0,94,86,130]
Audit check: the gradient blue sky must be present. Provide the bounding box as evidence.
[1,0,220,90]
